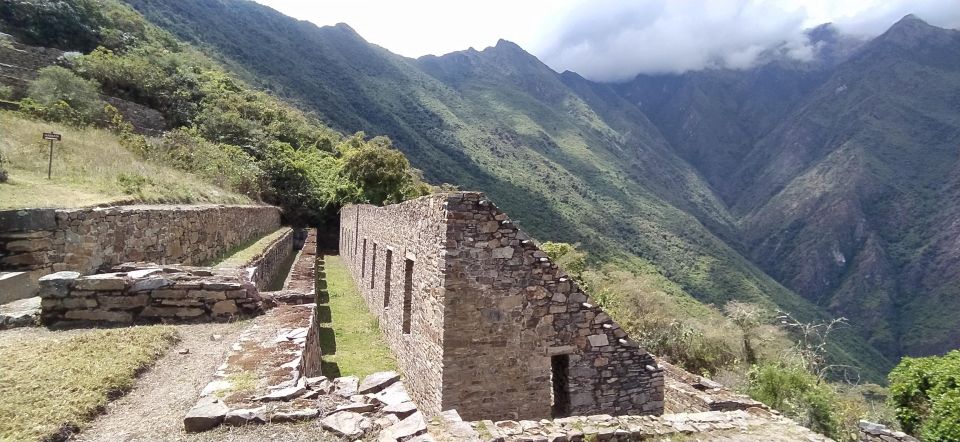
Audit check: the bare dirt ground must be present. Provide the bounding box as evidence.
[68,322,252,442]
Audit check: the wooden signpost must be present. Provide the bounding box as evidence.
[43,132,61,179]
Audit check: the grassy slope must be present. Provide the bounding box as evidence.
[0,111,251,209]
[320,254,397,378]
[122,0,893,380]
[0,327,178,441]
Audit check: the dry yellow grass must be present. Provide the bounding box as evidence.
[0,111,251,209]
[0,326,179,441]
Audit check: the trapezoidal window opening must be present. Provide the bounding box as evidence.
[361,239,367,278]
[384,249,393,307]
[370,243,378,290]
[402,258,414,334]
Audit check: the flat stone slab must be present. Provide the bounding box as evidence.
[370,382,412,406]
[321,411,370,438]
[359,371,400,394]
[383,411,427,441]
[0,296,40,329]
[184,397,230,432]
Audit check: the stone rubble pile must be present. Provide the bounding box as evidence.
[185,369,430,441]
[37,263,262,324]
[428,408,833,441]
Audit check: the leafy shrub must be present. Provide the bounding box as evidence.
[152,129,263,198]
[0,84,12,101]
[116,172,149,195]
[25,66,103,125]
[747,362,847,439]
[888,350,960,440]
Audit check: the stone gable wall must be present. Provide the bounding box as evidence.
[340,192,663,422]
[0,205,281,278]
[340,199,449,416]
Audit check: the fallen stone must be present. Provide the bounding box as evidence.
[224,407,268,426]
[271,408,319,423]
[359,371,401,394]
[336,402,377,413]
[370,382,411,406]
[333,376,360,397]
[383,411,427,441]
[201,380,233,396]
[321,411,370,438]
[255,385,307,402]
[183,397,229,432]
[382,401,418,419]
[0,296,40,329]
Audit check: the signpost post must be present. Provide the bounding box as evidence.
[42,132,61,179]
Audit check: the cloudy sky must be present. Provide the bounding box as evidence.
[256,0,960,81]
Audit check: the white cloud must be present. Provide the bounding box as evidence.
[256,0,960,81]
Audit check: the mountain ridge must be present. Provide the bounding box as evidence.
[120,0,960,380]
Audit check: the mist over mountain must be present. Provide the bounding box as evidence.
[123,0,960,380]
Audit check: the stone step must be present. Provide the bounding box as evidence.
[0,296,40,329]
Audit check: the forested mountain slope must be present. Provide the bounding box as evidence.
[623,16,960,358]
[123,0,909,379]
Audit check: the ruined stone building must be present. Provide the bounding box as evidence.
[339,192,664,421]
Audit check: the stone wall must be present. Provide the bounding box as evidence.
[339,192,663,421]
[0,205,281,278]
[340,198,449,417]
[38,263,262,324]
[231,228,295,291]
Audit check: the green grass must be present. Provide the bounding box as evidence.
[214,227,293,268]
[320,254,397,378]
[0,111,251,209]
[0,326,178,441]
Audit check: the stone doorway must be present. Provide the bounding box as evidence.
[551,354,570,417]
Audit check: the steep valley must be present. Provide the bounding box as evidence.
[117,0,960,380]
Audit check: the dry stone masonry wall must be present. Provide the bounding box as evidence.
[0,205,281,277]
[339,192,664,422]
[37,263,263,324]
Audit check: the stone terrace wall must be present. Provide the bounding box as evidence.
[226,228,295,291]
[0,205,281,277]
[38,263,262,325]
[340,192,663,421]
[340,198,449,417]
[858,421,918,442]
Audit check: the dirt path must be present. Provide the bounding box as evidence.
[73,322,248,442]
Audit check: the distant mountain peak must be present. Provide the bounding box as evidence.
[873,13,954,49]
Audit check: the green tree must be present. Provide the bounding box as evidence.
[888,350,960,440]
[26,66,103,124]
[340,136,424,205]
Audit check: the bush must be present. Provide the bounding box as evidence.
[340,135,429,205]
[747,362,847,439]
[888,350,960,440]
[0,84,12,100]
[26,66,103,125]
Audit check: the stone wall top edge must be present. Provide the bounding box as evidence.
[340,191,487,212]
[60,203,281,213]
